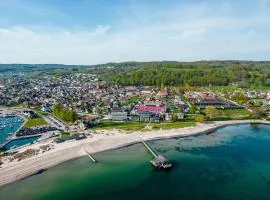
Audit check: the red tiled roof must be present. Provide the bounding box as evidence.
[158,89,168,95]
[136,105,166,113]
[82,115,94,121]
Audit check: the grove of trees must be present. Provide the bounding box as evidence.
[52,104,77,123]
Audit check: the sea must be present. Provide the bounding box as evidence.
[0,124,270,200]
[0,116,37,150]
[0,116,23,143]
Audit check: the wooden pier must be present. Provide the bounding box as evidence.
[84,149,97,163]
[139,136,172,169]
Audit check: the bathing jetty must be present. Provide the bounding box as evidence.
[84,149,97,163]
[139,136,172,169]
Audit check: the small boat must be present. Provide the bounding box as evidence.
[0,125,7,130]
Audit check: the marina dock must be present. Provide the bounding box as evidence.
[0,134,42,149]
[139,136,172,169]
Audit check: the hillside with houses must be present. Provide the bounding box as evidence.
[0,62,269,132]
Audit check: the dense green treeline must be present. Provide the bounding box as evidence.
[102,61,270,87]
[52,104,77,123]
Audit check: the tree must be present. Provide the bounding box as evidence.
[189,105,197,114]
[252,108,266,119]
[52,104,77,123]
[195,115,206,123]
[204,106,221,119]
[231,92,249,105]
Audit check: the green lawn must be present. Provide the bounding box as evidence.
[152,122,196,130]
[23,117,48,128]
[205,109,253,121]
[60,132,72,139]
[220,109,251,118]
[93,121,197,132]
[93,121,147,132]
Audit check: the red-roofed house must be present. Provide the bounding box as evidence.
[136,105,166,114]
[157,88,168,97]
[81,115,94,121]
[135,105,166,122]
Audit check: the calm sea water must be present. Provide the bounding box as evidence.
[0,116,39,149]
[0,116,23,143]
[0,124,270,200]
[4,137,39,150]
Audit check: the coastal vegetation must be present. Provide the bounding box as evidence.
[203,106,253,121]
[221,109,252,118]
[10,149,38,162]
[23,117,48,128]
[93,121,196,132]
[93,121,147,132]
[151,122,196,130]
[195,115,206,123]
[52,104,77,123]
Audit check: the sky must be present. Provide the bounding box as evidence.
[0,0,269,64]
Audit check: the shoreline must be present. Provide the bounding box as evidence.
[0,119,270,187]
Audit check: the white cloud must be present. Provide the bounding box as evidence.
[0,2,269,64]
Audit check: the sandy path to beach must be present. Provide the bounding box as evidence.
[0,120,269,186]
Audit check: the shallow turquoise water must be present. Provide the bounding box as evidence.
[5,137,39,149]
[0,116,39,149]
[0,124,270,200]
[0,116,23,143]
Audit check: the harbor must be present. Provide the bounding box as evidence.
[0,108,60,150]
[0,116,25,148]
[0,114,39,150]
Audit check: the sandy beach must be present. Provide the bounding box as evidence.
[0,119,269,187]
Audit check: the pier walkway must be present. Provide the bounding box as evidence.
[139,136,157,158]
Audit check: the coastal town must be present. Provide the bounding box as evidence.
[0,63,270,186]
[1,0,270,198]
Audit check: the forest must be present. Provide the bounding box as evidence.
[100,61,270,88]
[2,61,269,88]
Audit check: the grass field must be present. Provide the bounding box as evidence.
[205,109,253,121]
[93,121,196,132]
[93,121,147,132]
[152,122,196,130]
[220,109,251,118]
[60,132,72,139]
[23,117,48,128]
